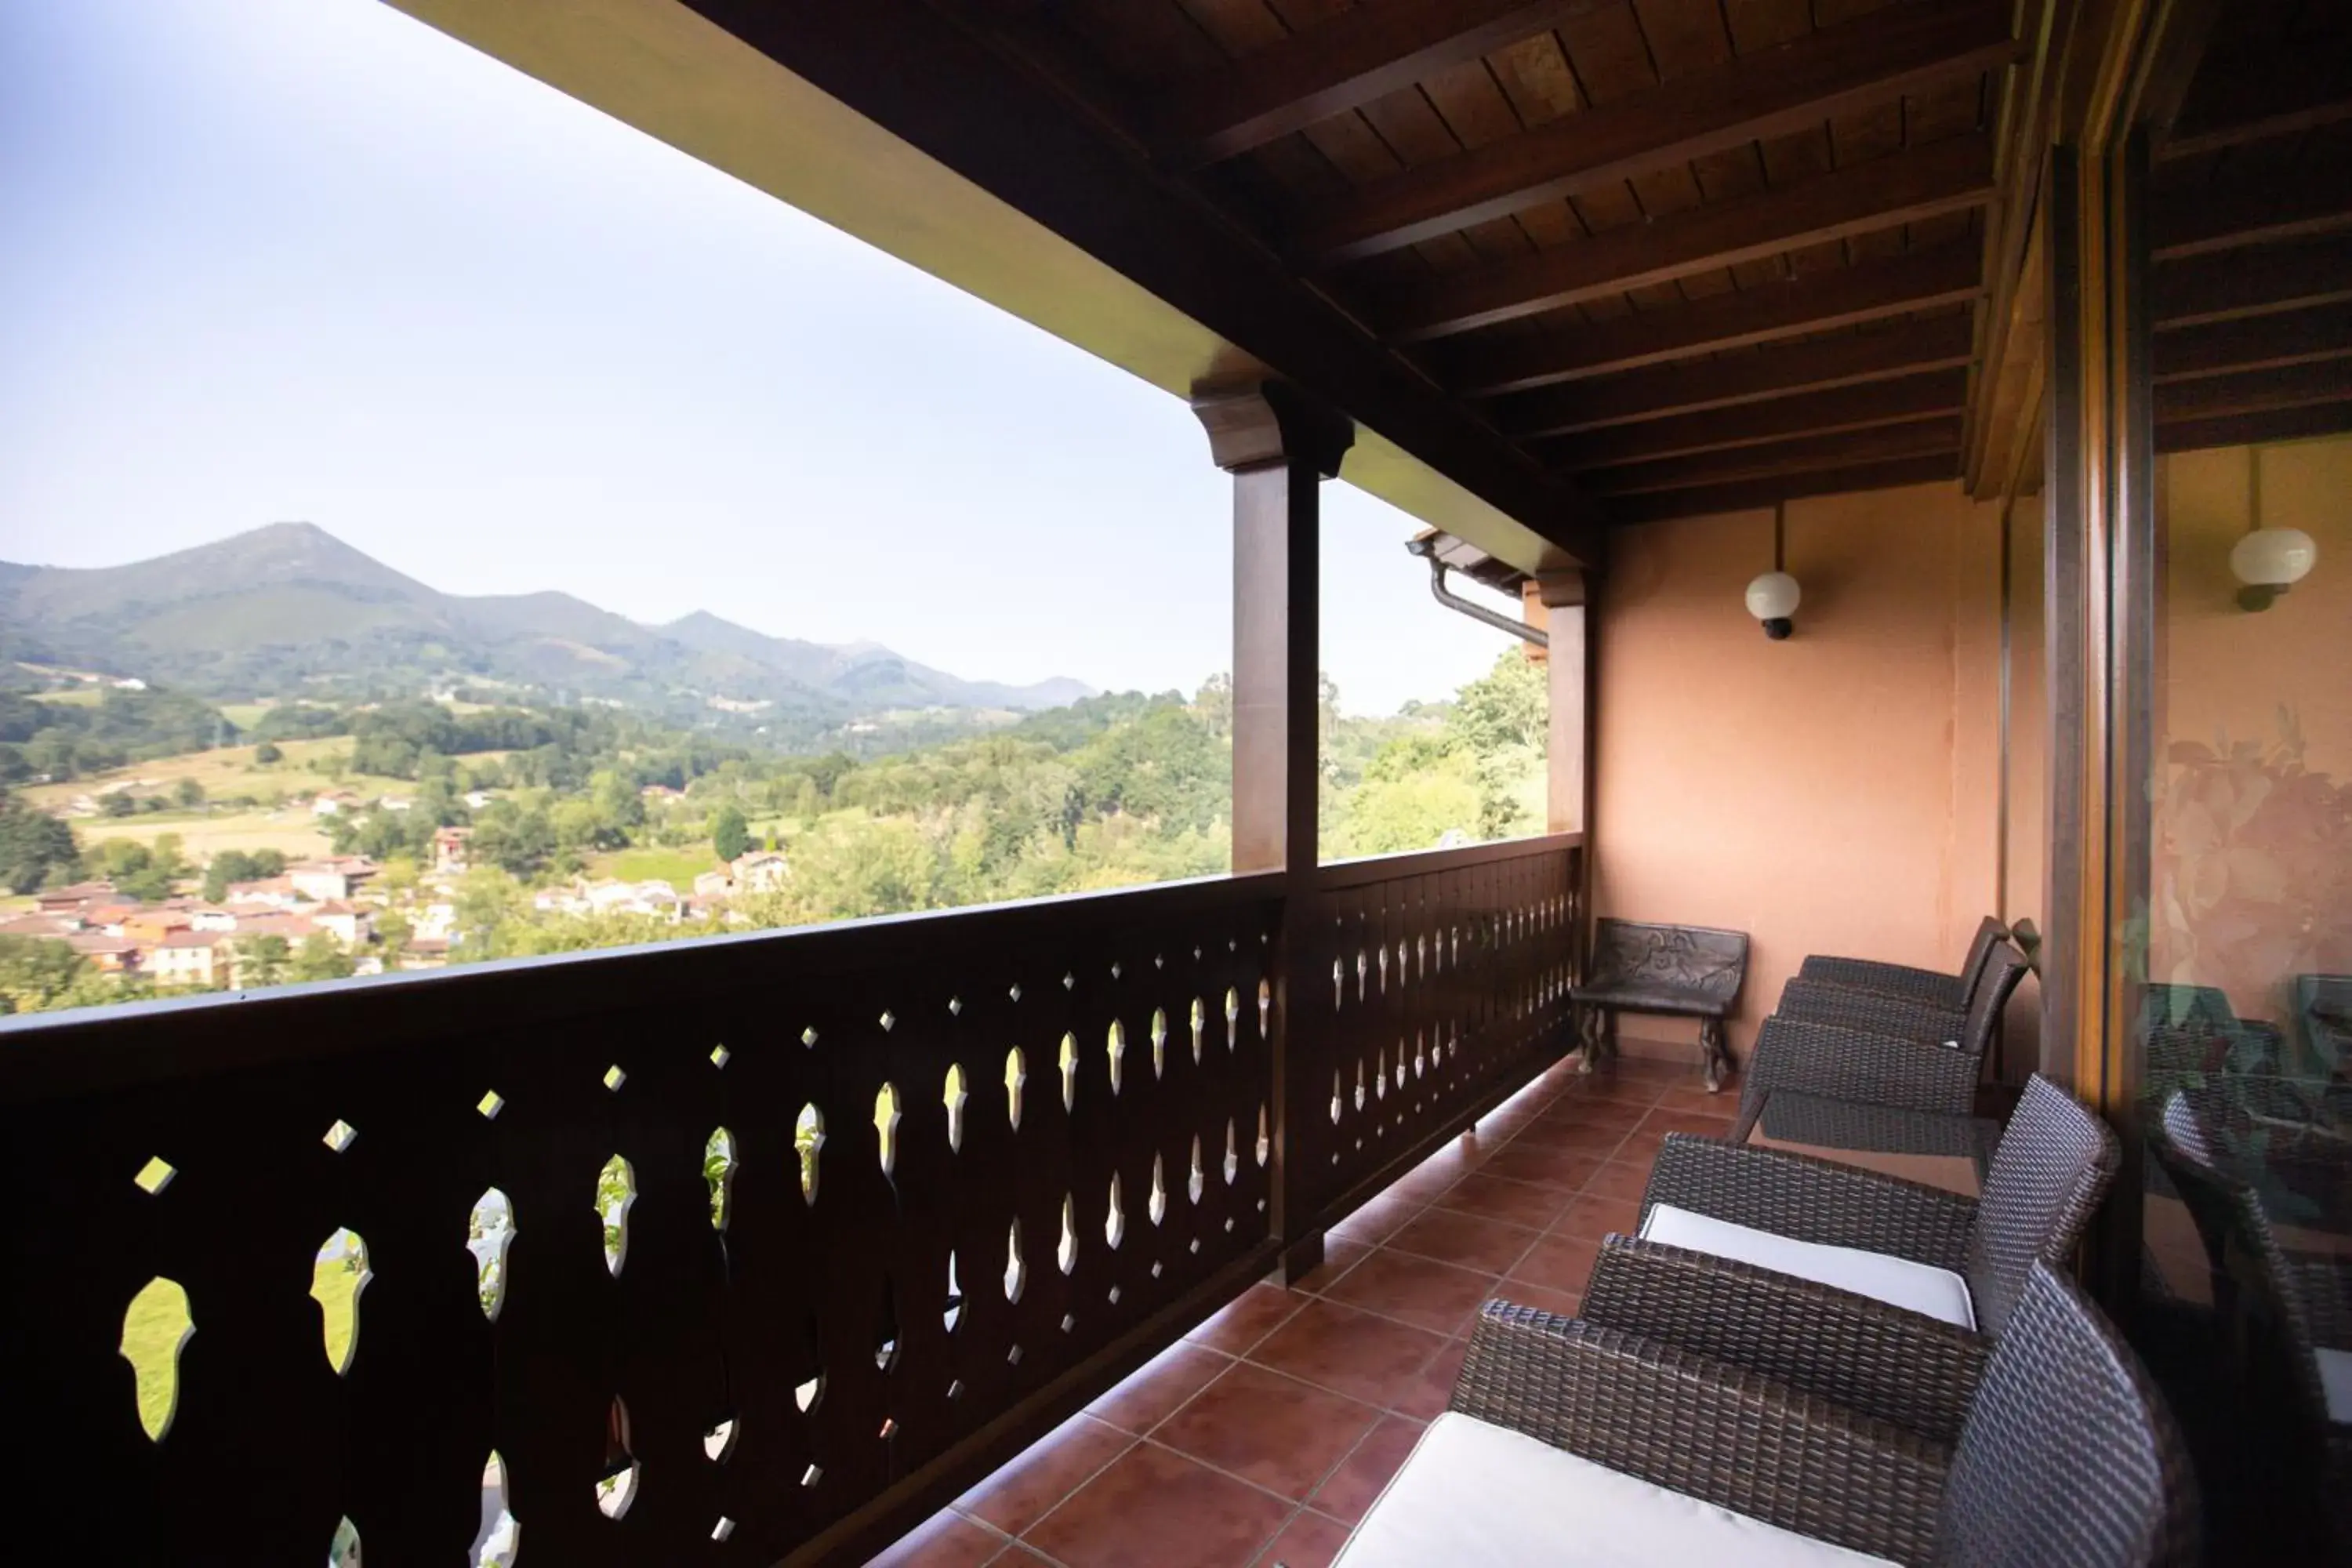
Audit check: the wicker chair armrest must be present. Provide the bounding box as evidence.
[1797,956,1962,1007]
[1580,1236,1991,1443]
[1644,1133,1978,1271]
[1737,1017,1984,1137]
[1777,981,1969,1044]
[1452,1301,1949,1566]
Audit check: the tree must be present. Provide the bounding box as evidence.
[710,804,750,864]
[0,795,79,893]
[253,741,284,765]
[0,935,88,1013]
[289,933,355,983]
[173,777,205,809]
[234,934,291,988]
[471,801,554,877]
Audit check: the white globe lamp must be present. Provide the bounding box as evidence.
[1748,502,1800,640]
[2234,445,2320,612]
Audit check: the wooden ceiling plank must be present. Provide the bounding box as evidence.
[2156,399,2352,453]
[2150,236,2352,329]
[2151,358,2352,423]
[1293,2,2018,263]
[2150,160,2352,260]
[1581,415,1963,493]
[1161,0,1608,165]
[1606,452,1962,523]
[2154,300,2352,383]
[1378,132,1997,339]
[1494,312,1976,436]
[1538,367,1968,468]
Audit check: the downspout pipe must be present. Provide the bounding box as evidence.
[1406,538,1548,648]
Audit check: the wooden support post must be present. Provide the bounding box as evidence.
[1537,571,1597,1064]
[1194,382,1352,1284]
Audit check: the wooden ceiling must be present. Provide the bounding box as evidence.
[967,0,2020,524]
[2149,0,2352,456]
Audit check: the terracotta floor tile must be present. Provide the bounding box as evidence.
[1548,1193,1643,1243]
[1640,1107,1738,1138]
[1305,1415,1427,1524]
[1654,1083,1740,1115]
[1247,1298,1450,1410]
[1479,1143,1609,1192]
[1086,1341,1234,1436]
[866,1508,1011,1567]
[956,1414,1134,1535]
[1506,1118,1633,1155]
[1290,1236,1374,1295]
[1431,1172,1572,1231]
[1388,1334,1472,1421]
[1581,1159,1657,1205]
[1185,1283,1303,1356]
[1327,1190,1418,1245]
[1152,1361,1382,1500]
[1506,1232,1602,1298]
[1254,1510,1354,1568]
[1319,1247,1502,1337]
[1383,1209,1542,1276]
[1022,1441,1292,1568]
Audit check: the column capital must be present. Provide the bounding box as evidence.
[1191,381,1354,478]
[1534,570,1590,608]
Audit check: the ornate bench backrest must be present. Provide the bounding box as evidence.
[1588,920,1749,1011]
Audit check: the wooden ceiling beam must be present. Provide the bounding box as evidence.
[2160,42,2352,161]
[1294,3,2020,264]
[1425,244,1984,396]
[1494,314,1973,437]
[1581,418,1963,495]
[1605,454,1961,524]
[2151,162,2352,262]
[2151,358,2352,423]
[2150,236,2352,329]
[1158,0,1606,168]
[1537,368,1968,470]
[2154,301,2352,383]
[1377,134,1996,341]
[2156,399,2352,454]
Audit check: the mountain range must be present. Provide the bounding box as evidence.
[0,523,1092,724]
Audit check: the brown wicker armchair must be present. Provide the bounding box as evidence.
[1796,915,2009,1011]
[1732,945,2028,1142]
[1400,1261,2197,1567]
[2147,1091,2352,1552]
[1579,1076,2118,1442]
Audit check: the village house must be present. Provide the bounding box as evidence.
[691,868,733,901]
[308,902,368,949]
[65,933,140,975]
[223,876,305,911]
[431,826,473,875]
[148,931,227,989]
[119,909,192,946]
[288,860,356,903]
[33,881,114,918]
[309,789,360,818]
[186,906,238,933]
[730,848,789,894]
[0,913,74,939]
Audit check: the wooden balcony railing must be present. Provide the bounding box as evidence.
[0,834,1579,1565]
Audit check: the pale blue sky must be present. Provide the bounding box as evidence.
[0,0,1523,714]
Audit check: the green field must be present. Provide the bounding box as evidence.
[592,847,720,887]
[73,809,334,862]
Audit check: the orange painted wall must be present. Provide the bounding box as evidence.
[2152,436,2352,1021]
[1594,479,2009,1057]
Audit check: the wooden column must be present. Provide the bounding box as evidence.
[1194,381,1352,1282]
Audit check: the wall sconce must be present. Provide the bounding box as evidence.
[2231,444,2317,612]
[1746,499,1801,640]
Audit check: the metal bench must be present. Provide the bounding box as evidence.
[1572,919,1749,1091]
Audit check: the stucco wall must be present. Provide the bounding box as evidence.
[2153,435,2352,1021]
[1594,479,2009,1058]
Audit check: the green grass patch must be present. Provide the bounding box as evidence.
[596,847,719,888]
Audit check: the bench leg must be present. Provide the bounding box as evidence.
[1573,1005,1598,1073]
[1699,1018,1731,1094]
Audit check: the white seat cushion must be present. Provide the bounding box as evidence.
[1640,1203,1976,1330]
[2317,1347,2352,1425]
[1333,1410,1898,1567]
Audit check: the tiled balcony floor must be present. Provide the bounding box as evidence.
[869,1054,1725,1567]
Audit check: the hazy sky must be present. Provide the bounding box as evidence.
[0,0,1524,714]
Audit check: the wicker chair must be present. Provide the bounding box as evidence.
[1578,1076,2118,1443]
[1796,915,2009,1011]
[1733,945,2029,1142]
[1343,1261,2196,1567]
[2147,1090,2352,1552]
